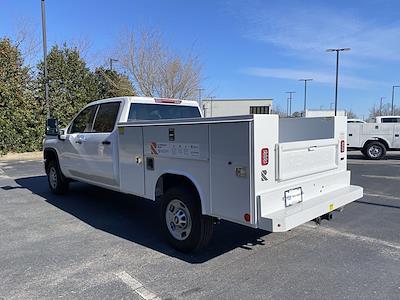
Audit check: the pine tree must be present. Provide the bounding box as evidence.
[36,44,99,127]
[0,38,42,154]
[94,67,135,99]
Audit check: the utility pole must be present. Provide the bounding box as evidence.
[196,88,204,107]
[286,92,296,117]
[41,0,49,118]
[391,85,400,115]
[380,96,385,116]
[109,58,118,71]
[286,97,289,117]
[209,96,215,117]
[326,48,351,116]
[299,79,312,116]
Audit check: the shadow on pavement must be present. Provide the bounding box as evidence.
[355,200,400,210]
[347,151,400,160]
[12,175,268,264]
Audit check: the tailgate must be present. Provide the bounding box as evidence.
[276,138,338,181]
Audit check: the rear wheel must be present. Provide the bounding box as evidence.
[47,160,69,194]
[160,187,213,252]
[363,141,386,160]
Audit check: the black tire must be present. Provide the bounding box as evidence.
[46,160,69,194]
[160,186,213,252]
[361,148,367,158]
[363,141,386,160]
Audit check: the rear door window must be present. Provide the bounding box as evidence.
[93,102,121,132]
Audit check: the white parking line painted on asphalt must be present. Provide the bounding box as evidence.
[302,224,400,251]
[116,271,160,300]
[362,174,400,180]
[0,167,7,178]
[364,192,400,201]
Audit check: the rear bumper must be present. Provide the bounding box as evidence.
[257,185,363,232]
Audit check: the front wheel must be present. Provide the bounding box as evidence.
[47,160,69,194]
[363,142,386,160]
[160,187,213,252]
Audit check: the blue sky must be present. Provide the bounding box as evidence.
[1,0,400,118]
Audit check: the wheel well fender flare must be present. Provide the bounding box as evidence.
[155,171,208,215]
[362,138,390,149]
[43,148,60,172]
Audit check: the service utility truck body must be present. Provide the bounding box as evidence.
[44,96,363,252]
[348,121,400,160]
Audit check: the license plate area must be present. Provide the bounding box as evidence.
[284,187,303,207]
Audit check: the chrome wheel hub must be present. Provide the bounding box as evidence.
[166,199,192,241]
[49,167,58,189]
[368,146,382,158]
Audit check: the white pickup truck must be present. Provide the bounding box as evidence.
[348,121,400,159]
[44,96,363,252]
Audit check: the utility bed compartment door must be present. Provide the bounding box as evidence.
[210,121,252,225]
[277,138,338,181]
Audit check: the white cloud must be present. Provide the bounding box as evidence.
[243,67,384,89]
[240,3,400,62]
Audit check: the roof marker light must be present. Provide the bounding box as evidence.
[155,98,182,104]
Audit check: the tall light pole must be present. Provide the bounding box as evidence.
[391,85,400,115]
[286,91,296,117]
[109,58,118,71]
[41,0,49,118]
[209,96,215,117]
[299,78,312,116]
[326,48,351,116]
[380,96,385,116]
[196,88,204,106]
[286,97,289,117]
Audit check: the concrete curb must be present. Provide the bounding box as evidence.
[0,151,43,161]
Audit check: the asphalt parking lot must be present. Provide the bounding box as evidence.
[0,152,399,299]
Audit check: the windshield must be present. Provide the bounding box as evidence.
[128,103,201,121]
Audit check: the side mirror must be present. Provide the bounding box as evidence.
[45,118,59,136]
[58,129,67,141]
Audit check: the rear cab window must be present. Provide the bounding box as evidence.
[381,117,400,123]
[127,103,201,121]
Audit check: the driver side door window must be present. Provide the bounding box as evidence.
[61,105,98,178]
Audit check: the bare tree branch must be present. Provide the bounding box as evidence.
[117,29,202,100]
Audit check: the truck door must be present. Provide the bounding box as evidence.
[347,123,361,148]
[393,124,400,148]
[82,102,121,187]
[61,104,98,179]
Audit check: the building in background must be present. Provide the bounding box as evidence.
[305,109,347,117]
[202,98,273,117]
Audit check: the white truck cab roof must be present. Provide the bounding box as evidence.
[347,119,366,124]
[375,116,400,123]
[87,96,200,108]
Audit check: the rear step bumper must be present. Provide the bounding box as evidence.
[258,185,363,232]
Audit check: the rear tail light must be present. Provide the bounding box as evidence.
[340,140,345,153]
[244,213,251,222]
[155,98,182,104]
[261,148,269,165]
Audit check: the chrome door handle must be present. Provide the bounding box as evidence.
[75,140,82,144]
[102,140,111,145]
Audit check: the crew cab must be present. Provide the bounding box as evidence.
[44,96,363,252]
[348,120,400,159]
